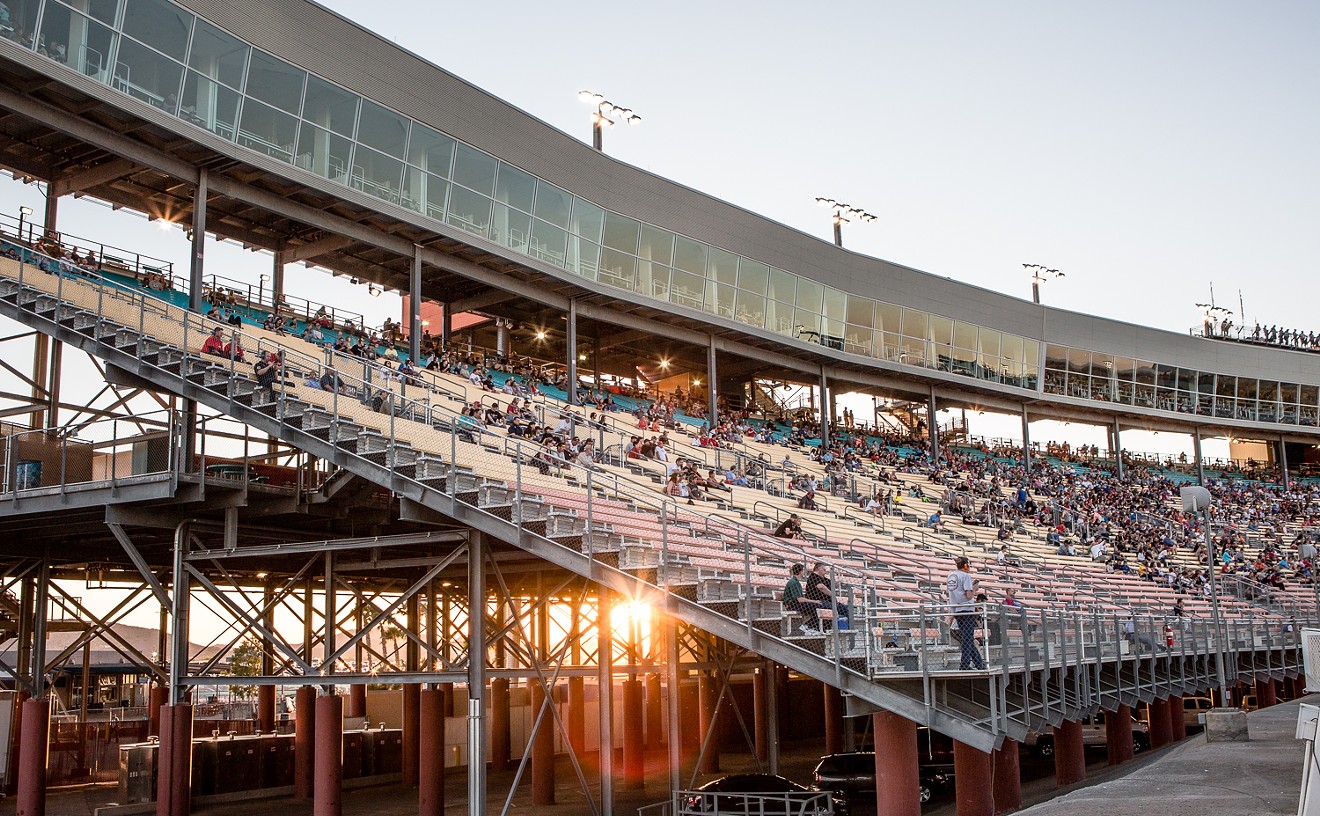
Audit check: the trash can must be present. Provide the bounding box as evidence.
[341,730,364,780]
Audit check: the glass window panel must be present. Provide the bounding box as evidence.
[568,238,600,280]
[356,99,408,159]
[407,124,455,177]
[181,71,239,140]
[705,276,735,319]
[1236,378,1258,400]
[1301,385,1318,407]
[673,235,708,276]
[1067,348,1092,373]
[767,267,795,303]
[876,303,902,335]
[491,204,531,253]
[446,185,492,236]
[1282,383,1298,404]
[5,0,41,48]
[846,296,874,329]
[823,288,846,322]
[735,291,765,328]
[738,259,769,295]
[529,220,567,268]
[122,0,191,61]
[1198,372,1215,393]
[570,197,604,243]
[113,37,183,111]
[638,225,673,266]
[879,332,902,361]
[1259,380,1278,402]
[350,146,403,203]
[927,314,952,345]
[237,99,298,162]
[953,321,978,350]
[599,248,636,289]
[1215,375,1236,398]
[641,265,670,300]
[295,122,352,180]
[244,51,304,115]
[1155,363,1177,388]
[532,181,572,229]
[902,335,931,368]
[401,170,446,219]
[1134,361,1156,385]
[708,247,738,285]
[301,75,357,137]
[901,309,928,339]
[979,328,1001,359]
[1044,344,1068,371]
[794,309,821,335]
[494,163,536,214]
[794,279,823,311]
[1001,333,1023,364]
[1113,356,1135,381]
[669,270,705,310]
[41,5,116,83]
[601,212,641,254]
[1176,368,1194,391]
[75,0,119,25]
[187,19,246,89]
[765,300,793,335]
[452,142,498,196]
[1023,340,1040,370]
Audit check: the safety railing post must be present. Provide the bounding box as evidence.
[515,452,523,530]
[743,531,753,640]
[585,468,594,562]
[110,415,119,486]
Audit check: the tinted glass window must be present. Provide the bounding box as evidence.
[245,50,305,115]
[122,0,191,61]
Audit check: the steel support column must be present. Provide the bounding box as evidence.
[1279,436,1291,489]
[645,673,662,753]
[272,246,285,304]
[294,685,316,799]
[258,685,276,732]
[707,336,718,425]
[466,537,486,816]
[1170,695,1187,739]
[314,694,343,816]
[1021,407,1032,471]
[531,682,555,804]
[1053,719,1085,787]
[752,667,768,764]
[992,737,1021,815]
[1260,678,1278,707]
[622,677,644,789]
[598,592,615,816]
[819,366,830,447]
[952,740,993,816]
[418,687,445,816]
[15,697,50,816]
[1149,698,1173,748]
[489,679,510,772]
[566,298,578,406]
[348,685,366,719]
[1193,428,1206,486]
[1112,417,1123,478]
[403,683,421,786]
[928,385,940,463]
[872,711,920,816]
[823,683,843,755]
[697,672,719,773]
[188,168,206,312]
[410,245,423,364]
[1105,705,1134,764]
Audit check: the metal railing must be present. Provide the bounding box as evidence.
[2,408,178,495]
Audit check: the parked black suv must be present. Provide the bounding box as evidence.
[688,773,851,815]
[812,752,952,805]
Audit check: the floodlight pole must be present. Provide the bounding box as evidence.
[1203,510,1231,706]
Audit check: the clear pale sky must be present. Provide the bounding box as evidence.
[6,0,1318,456]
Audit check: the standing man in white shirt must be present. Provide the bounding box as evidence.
[946,556,986,670]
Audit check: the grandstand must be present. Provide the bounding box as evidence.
[0,2,1314,816]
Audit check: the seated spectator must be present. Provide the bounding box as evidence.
[773,513,802,539]
[805,561,849,630]
[797,490,818,511]
[318,367,346,394]
[782,563,824,634]
[201,326,228,357]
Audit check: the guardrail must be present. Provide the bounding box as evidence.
[2,408,178,495]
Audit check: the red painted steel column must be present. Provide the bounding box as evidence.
[294,685,316,799]
[1261,678,1278,707]
[490,678,510,772]
[439,682,455,716]
[403,684,421,785]
[313,695,343,816]
[567,677,586,757]
[992,738,1021,815]
[1148,699,1172,749]
[15,698,50,816]
[1053,720,1085,787]
[697,672,720,773]
[148,686,167,737]
[155,705,174,816]
[1169,695,1186,740]
[167,703,192,816]
[823,684,843,755]
[752,668,768,764]
[257,685,276,732]
[872,711,920,816]
[645,673,663,752]
[418,688,445,816]
[621,677,645,789]
[953,740,994,816]
[348,684,367,719]
[1105,705,1134,765]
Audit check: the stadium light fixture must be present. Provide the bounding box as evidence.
[1023,263,1064,304]
[580,90,640,152]
[815,197,877,247]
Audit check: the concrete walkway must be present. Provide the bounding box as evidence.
[1016,697,1309,816]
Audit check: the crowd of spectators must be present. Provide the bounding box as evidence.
[1250,324,1320,352]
